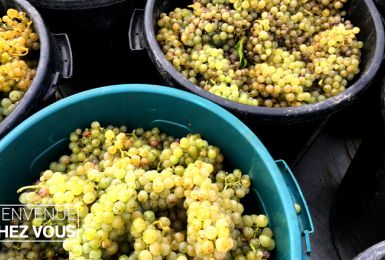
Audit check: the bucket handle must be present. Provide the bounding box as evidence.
[128,9,145,51]
[52,33,73,80]
[275,159,314,257]
[43,33,73,102]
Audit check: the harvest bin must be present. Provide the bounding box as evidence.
[130,0,385,123]
[0,85,313,259]
[0,0,72,139]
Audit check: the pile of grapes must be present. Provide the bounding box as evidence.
[0,213,66,260]
[0,9,39,122]
[1,122,275,260]
[156,0,363,107]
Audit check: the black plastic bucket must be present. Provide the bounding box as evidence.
[27,0,140,92]
[329,67,385,259]
[0,0,72,139]
[137,0,384,123]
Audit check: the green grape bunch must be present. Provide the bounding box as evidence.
[156,0,363,108]
[2,122,275,259]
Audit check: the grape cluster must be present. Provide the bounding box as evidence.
[156,0,363,107]
[0,9,39,123]
[7,122,275,259]
[0,241,58,260]
[0,90,24,121]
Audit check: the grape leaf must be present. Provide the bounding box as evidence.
[235,39,248,68]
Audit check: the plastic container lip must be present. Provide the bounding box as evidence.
[0,0,51,136]
[0,84,269,156]
[144,0,385,121]
[27,0,127,10]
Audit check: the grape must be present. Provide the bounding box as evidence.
[295,203,301,214]
[0,9,39,123]
[156,0,362,107]
[131,218,146,233]
[138,250,152,259]
[6,122,275,259]
[0,223,59,258]
[256,214,269,228]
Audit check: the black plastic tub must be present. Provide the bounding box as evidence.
[140,0,385,123]
[0,0,72,139]
[330,69,385,259]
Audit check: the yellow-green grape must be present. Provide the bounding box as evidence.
[9,122,275,259]
[0,222,57,259]
[295,203,301,214]
[0,8,39,122]
[156,0,362,107]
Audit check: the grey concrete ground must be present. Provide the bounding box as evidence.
[293,131,360,260]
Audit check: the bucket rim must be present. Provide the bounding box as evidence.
[27,0,127,10]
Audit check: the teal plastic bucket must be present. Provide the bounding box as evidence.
[0,84,313,259]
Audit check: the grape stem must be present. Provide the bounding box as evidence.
[253,227,260,238]
[119,148,131,159]
[17,184,41,193]
[224,176,242,190]
[152,220,170,235]
[126,130,137,140]
[15,46,28,56]
[156,161,162,171]
[250,243,257,252]
[43,219,53,226]
[304,9,313,16]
